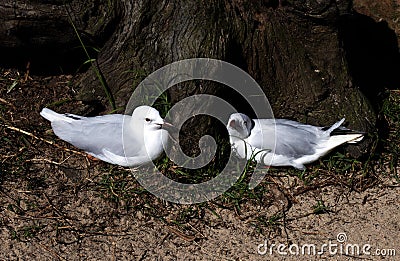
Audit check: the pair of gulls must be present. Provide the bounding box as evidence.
[40,106,364,170]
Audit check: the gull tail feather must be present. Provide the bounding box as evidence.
[320,133,365,154]
[323,118,366,144]
[320,118,365,149]
[324,118,345,135]
[40,108,75,123]
[329,127,366,144]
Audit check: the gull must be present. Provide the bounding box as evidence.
[40,105,170,167]
[227,113,365,170]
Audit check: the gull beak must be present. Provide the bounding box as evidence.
[152,119,164,128]
[161,121,179,144]
[162,121,176,131]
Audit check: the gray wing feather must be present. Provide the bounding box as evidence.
[248,119,320,158]
[51,114,141,157]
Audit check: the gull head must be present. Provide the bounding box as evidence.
[131,106,165,131]
[227,113,254,139]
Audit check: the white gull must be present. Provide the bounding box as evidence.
[40,105,169,166]
[227,113,365,169]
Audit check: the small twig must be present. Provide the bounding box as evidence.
[57,226,74,230]
[187,223,206,239]
[17,190,33,193]
[165,225,196,242]
[0,98,17,109]
[109,182,120,198]
[1,153,18,163]
[19,215,63,221]
[2,124,87,157]
[293,181,335,196]
[24,61,31,82]
[25,157,73,165]
[0,190,26,213]
[43,193,74,229]
[34,241,66,261]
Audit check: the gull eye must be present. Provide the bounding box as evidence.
[244,121,248,127]
[145,118,151,122]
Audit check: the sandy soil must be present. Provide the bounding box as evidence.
[0,68,399,261]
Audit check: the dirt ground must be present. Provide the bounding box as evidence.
[0,67,399,261]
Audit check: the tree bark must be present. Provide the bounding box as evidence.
[2,0,398,157]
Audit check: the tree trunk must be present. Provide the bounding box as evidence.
[0,0,118,73]
[2,0,398,157]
